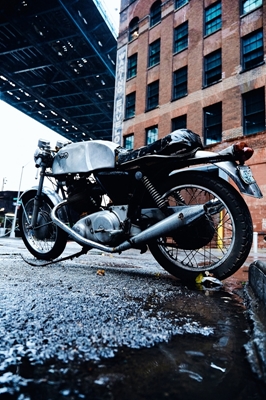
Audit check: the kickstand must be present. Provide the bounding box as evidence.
[20,247,88,267]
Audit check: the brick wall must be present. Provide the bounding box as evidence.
[118,0,266,247]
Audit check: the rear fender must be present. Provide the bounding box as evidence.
[170,161,263,198]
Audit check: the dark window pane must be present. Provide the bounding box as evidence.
[204,103,222,145]
[205,1,222,36]
[175,0,189,9]
[124,134,134,149]
[174,21,188,53]
[172,115,187,131]
[241,0,262,14]
[146,126,158,144]
[149,39,160,67]
[125,92,136,119]
[173,66,187,100]
[147,80,159,110]
[150,1,161,27]
[242,30,264,70]
[129,17,139,41]
[243,87,265,135]
[204,49,222,86]
[127,53,138,79]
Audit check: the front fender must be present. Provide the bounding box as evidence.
[20,186,68,223]
[170,161,262,198]
[20,186,63,206]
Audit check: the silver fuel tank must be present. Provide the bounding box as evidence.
[52,140,119,175]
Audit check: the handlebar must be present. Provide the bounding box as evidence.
[35,157,42,168]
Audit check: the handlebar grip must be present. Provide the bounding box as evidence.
[35,157,42,168]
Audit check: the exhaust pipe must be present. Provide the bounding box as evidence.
[51,201,205,253]
[116,205,205,251]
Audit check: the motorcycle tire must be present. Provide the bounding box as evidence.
[19,193,68,260]
[148,171,253,282]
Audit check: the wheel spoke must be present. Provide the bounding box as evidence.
[21,199,58,254]
[157,184,235,271]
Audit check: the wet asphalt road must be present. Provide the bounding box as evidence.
[0,238,266,399]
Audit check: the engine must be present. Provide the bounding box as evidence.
[72,205,134,246]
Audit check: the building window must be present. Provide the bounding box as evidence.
[175,0,189,9]
[127,53,138,79]
[150,1,161,27]
[204,1,222,36]
[204,49,222,86]
[173,66,188,100]
[204,103,222,145]
[147,80,159,111]
[242,29,264,71]
[129,17,139,41]
[146,126,158,144]
[241,0,263,14]
[173,21,188,54]
[172,115,187,131]
[124,134,134,150]
[243,87,265,135]
[125,92,136,119]
[149,39,160,67]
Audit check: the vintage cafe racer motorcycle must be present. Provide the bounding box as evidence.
[19,129,262,281]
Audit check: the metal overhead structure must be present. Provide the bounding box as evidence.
[0,0,117,142]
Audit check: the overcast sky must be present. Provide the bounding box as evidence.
[0,0,120,192]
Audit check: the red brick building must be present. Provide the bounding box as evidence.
[113,0,266,246]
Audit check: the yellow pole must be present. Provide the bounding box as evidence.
[217,211,223,250]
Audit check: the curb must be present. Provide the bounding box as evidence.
[249,261,266,305]
[244,261,266,383]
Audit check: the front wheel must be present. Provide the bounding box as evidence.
[19,194,68,260]
[149,172,253,281]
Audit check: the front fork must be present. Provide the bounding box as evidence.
[30,166,46,228]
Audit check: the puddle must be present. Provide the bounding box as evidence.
[0,252,266,399]
[1,286,265,400]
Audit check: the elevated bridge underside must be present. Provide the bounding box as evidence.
[0,0,117,142]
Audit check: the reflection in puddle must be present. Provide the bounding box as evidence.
[1,265,266,399]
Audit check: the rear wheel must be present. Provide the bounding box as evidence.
[149,172,253,281]
[19,194,68,260]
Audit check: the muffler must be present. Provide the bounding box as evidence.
[116,205,205,251]
[51,201,205,253]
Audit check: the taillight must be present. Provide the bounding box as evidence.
[233,141,254,164]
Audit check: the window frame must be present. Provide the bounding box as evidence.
[124,134,134,150]
[173,21,188,54]
[173,66,188,100]
[127,53,138,79]
[241,0,263,15]
[149,39,161,68]
[175,0,189,10]
[147,80,159,111]
[172,115,187,131]
[243,87,265,135]
[204,1,222,36]
[125,91,136,119]
[150,1,161,27]
[203,102,222,145]
[146,126,158,145]
[129,17,139,41]
[204,49,222,87]
[241,29,264,71]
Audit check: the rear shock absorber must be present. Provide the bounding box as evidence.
[135,172,168,210]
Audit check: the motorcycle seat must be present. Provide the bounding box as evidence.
[116,129,203,166]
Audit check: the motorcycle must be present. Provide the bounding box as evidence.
[18,129,262,281]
